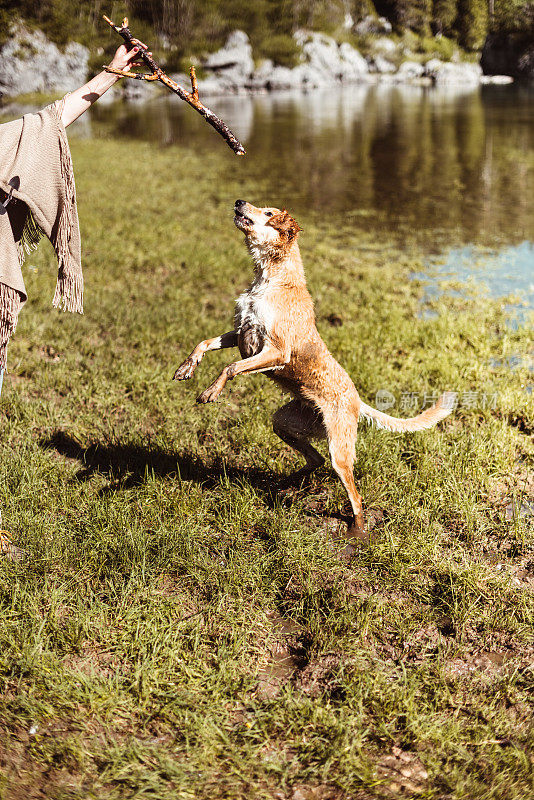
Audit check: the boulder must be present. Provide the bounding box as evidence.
[248,60,300,91]
[367,55,396,74]
[480,74,514,85]
[294,31,369,83]
[396,60,425,79]
[248,31,369,90]
[354,15,393,36]
[371,36,398,55]
[425,59,482,86]
[0,27,89,97]
[203,30,254,89]
[338,41,369,78]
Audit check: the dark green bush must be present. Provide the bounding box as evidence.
[457,0,488,49]
[258,32,301,67]
[1,0,533,65]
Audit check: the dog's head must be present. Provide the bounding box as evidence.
[234,200,301,253]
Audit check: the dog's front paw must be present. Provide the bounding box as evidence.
[173,356,198,381]
[196,379,224,404]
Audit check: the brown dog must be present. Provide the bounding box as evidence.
[174,200,455,531]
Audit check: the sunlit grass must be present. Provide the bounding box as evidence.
[0,138,532,800]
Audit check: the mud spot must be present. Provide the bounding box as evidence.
[376,746,429,796]
[329,508,385,560]
[39,344,61,362]
[293,653,345,699]
[289,785,347,799]
[444,648,530,679]
[505,500,534,523]
[256,611,310,700]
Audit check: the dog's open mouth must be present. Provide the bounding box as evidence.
[234,210,253,228]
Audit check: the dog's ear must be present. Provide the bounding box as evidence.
[267,209,301,242]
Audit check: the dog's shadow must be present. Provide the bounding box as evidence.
[40,430,290,504]
[39,431,358,531]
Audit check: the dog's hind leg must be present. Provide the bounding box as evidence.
[323,410,364,533]
[273,400,325,477]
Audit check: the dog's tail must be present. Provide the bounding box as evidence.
[358,392,456,433]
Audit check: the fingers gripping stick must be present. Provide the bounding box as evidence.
[103,15,246,155]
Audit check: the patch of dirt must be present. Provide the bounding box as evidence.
[3,372,30,386]
[376,746,429,796]
[488,461,534,517]
[444,649,518,679]
[505,500,534,524]
[505,411,534,436]
[293,653,346,699]
[303,503,386,562]
[61,646,126,681]
[256,611,311,700]
[287,785,348,800]
[326,313,343,327]
[0,725,88,800]
[442,629,534,680]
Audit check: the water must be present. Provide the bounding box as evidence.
[86,81,534,314]
[5,80,533,310]
[90,84,533,227]
[414,241,534,322]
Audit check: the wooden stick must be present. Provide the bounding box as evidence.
[103,15,246,156]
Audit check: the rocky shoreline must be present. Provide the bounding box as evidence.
[0,24,515,103]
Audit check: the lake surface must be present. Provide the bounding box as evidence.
[86,81,534,315]
[0,81,508,315]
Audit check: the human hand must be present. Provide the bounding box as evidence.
[107,40,152,72]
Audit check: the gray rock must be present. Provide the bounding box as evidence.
[248,60,299,91]
[294,30,368,83]
[0,26,89,97]
[194,74,232,96]
[203,30,254,89]
[247,31,368,91]
[371,37,398,55]
[122,77,155,102]
[338,41,369,79]
[368,55,396,74]
[396,60,425,79]
[425,59,482,86]
[354,15,392,36]
[480,74,514,85]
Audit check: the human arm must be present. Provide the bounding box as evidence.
[61,42,148,127]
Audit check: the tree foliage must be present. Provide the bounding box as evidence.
[1,0,533,57]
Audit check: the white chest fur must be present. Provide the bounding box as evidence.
[235,278,276,356]
[235,281,275,335]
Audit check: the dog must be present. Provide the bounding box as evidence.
[174,200,455,532]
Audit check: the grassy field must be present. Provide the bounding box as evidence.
[0,136,533,800]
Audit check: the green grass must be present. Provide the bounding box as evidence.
[0,138,533,800]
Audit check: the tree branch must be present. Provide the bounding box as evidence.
[103,15,246,156]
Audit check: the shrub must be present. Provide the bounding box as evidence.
[457,0,488,50]
[258,32,301,67]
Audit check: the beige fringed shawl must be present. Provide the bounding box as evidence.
[0,97,83,370]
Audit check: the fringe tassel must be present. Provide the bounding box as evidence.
[0,283,22,371]
[52,269,84,313]
[16,210,44,267]
[50,98,83,314]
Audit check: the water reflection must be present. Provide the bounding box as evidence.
[89,82,534,254]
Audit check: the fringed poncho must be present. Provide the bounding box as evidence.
[0,97,83,371]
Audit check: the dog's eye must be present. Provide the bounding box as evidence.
[265,211,273,217]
